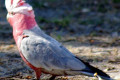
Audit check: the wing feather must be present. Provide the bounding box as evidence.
[20,33,86,72]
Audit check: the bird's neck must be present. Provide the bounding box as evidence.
[9,13,37,43]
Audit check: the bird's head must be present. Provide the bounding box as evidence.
[5,0,34,19]
[5,0,36,30]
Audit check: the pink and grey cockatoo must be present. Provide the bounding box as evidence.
[5,0,112,80]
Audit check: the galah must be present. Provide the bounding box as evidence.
[5,0,112,80]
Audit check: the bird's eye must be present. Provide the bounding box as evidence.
[11,12,16,15]
[9,12,16,15]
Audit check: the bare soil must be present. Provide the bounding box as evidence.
[0,35,120,80]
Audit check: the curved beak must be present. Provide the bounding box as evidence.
[6,13,9,21]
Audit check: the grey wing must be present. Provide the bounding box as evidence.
[20,35,86,72]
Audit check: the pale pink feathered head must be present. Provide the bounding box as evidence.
[5,0,34,18]
[5,0,37,42]
[5,0,37,31]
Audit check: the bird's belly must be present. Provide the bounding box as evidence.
[42,69,85,76]
[42,69,66,76]
[20,52,66,76]
[19,52,41,70]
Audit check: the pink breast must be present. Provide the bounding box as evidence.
[19,51,41,71]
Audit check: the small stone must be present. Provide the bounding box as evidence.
[112,32,118,38]
[81,8,90,13]
[114,74,120,80]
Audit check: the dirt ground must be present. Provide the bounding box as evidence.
[0,35,120,80]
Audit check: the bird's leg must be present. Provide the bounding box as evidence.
[35,68,42,80]
[49,75,56,80]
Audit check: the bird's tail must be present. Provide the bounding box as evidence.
[76,57,113,80]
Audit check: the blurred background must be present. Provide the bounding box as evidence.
[0,0,120,79]
[0,0,120,46]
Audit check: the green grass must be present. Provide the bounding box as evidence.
[45,0,56,2]
[112,0,120,3]
[98,4,107,13]
[31,1,45,8]
[56,34,62,40]
[79,19,95,25]
[37,16,70,28]
[52,18,70,28]
[79,18,104,25]
[37,16,50,23]
[31,0,57,8]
